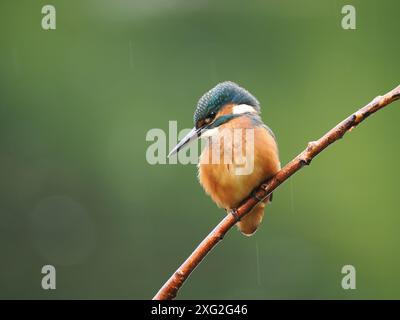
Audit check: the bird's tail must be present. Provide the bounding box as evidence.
[236,197,270,236]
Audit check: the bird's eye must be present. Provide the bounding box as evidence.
[199,112,216,127]
[204,112,216,124]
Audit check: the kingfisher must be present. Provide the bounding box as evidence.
[168,81,281,236]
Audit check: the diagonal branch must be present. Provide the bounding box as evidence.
[153,84,400,300]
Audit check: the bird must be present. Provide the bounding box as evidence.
[168,81,280,236]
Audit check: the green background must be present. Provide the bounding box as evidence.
[0,0,399,299]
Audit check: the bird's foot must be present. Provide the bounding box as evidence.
[228,208,241,222]
[250,188,265,202]
[250,183,274,203]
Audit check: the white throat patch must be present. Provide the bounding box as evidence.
[201,127,219,138]
[232,104,257,115]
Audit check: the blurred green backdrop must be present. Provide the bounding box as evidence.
[0,0,399,299]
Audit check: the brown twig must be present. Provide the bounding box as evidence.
[153,85,400,300]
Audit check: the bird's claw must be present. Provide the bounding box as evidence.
[251,189,265,202]
[229,208,241,222]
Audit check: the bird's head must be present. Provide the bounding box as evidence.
[168,81,260,157]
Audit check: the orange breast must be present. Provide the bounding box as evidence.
[198,116,280,209]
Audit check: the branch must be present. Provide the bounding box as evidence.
[153,85,400,300]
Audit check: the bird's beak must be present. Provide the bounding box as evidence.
[168,126,203,157]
